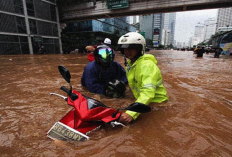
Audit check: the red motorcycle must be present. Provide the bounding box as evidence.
[47,65,151,141]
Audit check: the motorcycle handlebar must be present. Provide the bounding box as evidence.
[60,86,78,101]
[60,86,69,94]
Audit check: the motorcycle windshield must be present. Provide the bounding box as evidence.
[84,96,109,109]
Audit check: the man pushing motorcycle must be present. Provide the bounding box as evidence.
[117,32,169,124]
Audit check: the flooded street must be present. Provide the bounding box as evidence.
[0,50,232,157]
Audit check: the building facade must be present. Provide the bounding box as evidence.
[217,7,232,32]
[193,25,205,45]
[62,17,137,51]
[140,14,163,47]
[139,12,176,48]
[0,0,61,55]
[140,14,154,40]
[163,13,176,46]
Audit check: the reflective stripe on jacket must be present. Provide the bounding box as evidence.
[125,54,168,120]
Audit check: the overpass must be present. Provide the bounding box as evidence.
[60,0,232,22]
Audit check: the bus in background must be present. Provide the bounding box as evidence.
[219,31,232,56]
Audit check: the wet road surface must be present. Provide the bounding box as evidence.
[0,50,232,157]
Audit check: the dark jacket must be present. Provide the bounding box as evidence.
[196,48,204,57]
[81,61,128,94]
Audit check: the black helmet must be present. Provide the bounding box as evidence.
[94,45,115,65]
[104,79,126,98]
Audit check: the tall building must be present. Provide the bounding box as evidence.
[188,37,193,47]
[0,0,61,55]
[194,25,204,43]
[217,7,232,32]
[129,16,138,24]
[153,14,163,47]
[140,14,155,40]
[173,39,177,47]
[204,18,217,41]
[129,16,140,30]
[140,13,176,47]
[163,13,176,46]
[176,41,182,48]
[140,14,163,47]
[189,25,202,47]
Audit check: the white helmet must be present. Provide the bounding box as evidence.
[118,32,146,55]
[104,38,111,45]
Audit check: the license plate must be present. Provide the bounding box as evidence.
[47,122,89,141]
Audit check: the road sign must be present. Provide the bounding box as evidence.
[153,35,159,40]
[139,32,145,38]
[107,0,129,9]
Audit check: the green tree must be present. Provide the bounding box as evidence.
[146,38,153,47]
[168,44,174,48]
[158,45,164,49]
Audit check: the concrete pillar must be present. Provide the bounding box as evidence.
[22,0,33,54]
[56,4,63,54]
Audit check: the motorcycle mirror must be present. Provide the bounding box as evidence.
[58,65,71,83]
[125,102,151,113]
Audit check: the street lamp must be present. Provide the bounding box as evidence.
[226,25,229,31]
[204,24,209,41]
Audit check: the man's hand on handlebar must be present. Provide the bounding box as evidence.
[119,113,133,124]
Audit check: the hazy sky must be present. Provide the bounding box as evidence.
[174,9,218,43]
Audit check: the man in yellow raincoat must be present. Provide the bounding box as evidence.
[117,32,168,124]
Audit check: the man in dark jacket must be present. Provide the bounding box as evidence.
[214,46,223,58]
[81,45,127,95]
[196,46,204,57]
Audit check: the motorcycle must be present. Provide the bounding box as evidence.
[47,65,151,142]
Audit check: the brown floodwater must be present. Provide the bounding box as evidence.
[0,50,232,157]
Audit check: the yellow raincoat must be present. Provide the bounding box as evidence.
[125,54,168,120]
